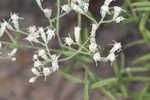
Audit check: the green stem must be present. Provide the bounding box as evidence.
[56,0,63,47]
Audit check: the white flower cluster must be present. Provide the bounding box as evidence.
[92,41,122,65]
[25,26,55,44]
[0,13,21,37]
[61,0,89,14]
[29,50,60,83]
[64,26,81,46]
[0,13,22,61]
[100,0,125,23]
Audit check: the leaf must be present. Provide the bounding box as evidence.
[83,66,96,81]
[133,7,150,11]
[121,64,150,73]
[15,31,22,41]
[131,1,150,7]
[59,71,85,84]
[84,81,89,100]
[132,53,150,64]
[91,78,118,89]
[75,55,93,63]
[63,50,77,56]
[82,28,89,44]
[124,39,146,49]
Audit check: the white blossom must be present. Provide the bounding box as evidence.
[100,4,109,18]
[31,67,41,76]
[65,36,74,46]
[24,32,40,43]
[46,29,55,42]
[106,52,116,62]
[10,13,22,30]
[27,26,37,33]
[52,62,59,72]
[43,8,52,18]
[110,41,122,53]
[34,59,42,67]
[93,52,101,66]
[89,42,97,53]
[29,76,38,83]
[38,49,48,60]
[0,21,9,37]
[43,67,52,80]
[38,27,47,43]
[74,26,81,44]
[8,48,18,57]
[33,54,38,60]
[51,54,59,62]
[115,16,125,23]
[104,0,114,6]
[113,6,125,20]
[11,57,16,61]
[61,4,71,13]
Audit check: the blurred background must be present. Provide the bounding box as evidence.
[0,0,150,100]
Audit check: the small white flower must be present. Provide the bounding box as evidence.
[27,26,37,33]
[46,29,55,42]
[89,42,97,53]
[8,48,18,57]
[61,4,71,13]
[115,16,125,23]
[100,4,109,18]
[11,57,16,61]
[64,36,74,46]
[24,32,40,43]
[10,13,22,30]
[38,49,48,60]
[51,54,59,62]
[31,67,41,76]
[34,59,42,67]
[82,3,89,12]
[104,0,114,6]
[110,41,122,53]
[29,76,38,83]
[43,8,52,18]
[33,54,38,60]
[71,3,84,14]
[74,26,81,44]
[93,52,101,66]
[38,27,47,43]
[113,6,125,20]
[52,62,59,72]
[106,53,116,62]
[0,21,9,37]
[43,67,52,80]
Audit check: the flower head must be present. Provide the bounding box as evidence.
[64,36,74,46]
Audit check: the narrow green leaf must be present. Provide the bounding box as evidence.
[120,84,128,98]
[122,76,150,81]
[75,55,93,63]
[124,39,146,49]
[59,71,84,84]
[63,50,76,56]
[132,53,150,64]
[83,66,96,81]
[121,64,150,73]
[133,7,150,11]
[91,78,118,89]
[84,81,89,100]
[131,1,150,7]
